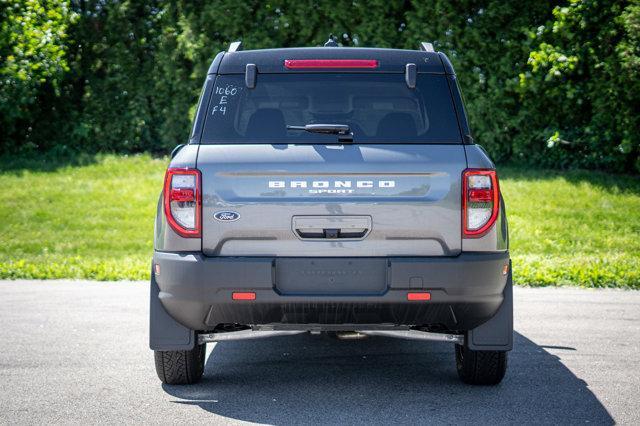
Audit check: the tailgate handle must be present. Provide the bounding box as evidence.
[295,228,368,239]
[292,215,372,240]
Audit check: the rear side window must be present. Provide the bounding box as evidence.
[201,73,461,144]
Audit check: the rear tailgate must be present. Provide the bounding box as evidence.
[198,143,465,257]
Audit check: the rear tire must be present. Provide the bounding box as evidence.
[154,343,206,385]
[455,344,507,385]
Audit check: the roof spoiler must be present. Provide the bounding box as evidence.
[419,42,435,52]
[228,41,242,52]
[229,40,435,53]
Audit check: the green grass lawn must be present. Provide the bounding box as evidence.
[0,154,638,287]
[0,155,164,280]
[502,168,639,288]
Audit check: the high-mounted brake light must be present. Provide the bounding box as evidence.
[163,168,201,238]
[284,59,379,69]
[462,169,500,238]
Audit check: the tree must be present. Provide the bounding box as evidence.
[519,0,640,172]
[0,0,638,173]
[0,0,75,152]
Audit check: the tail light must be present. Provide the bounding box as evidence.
[462,169,500,238]
[163,168,201,238]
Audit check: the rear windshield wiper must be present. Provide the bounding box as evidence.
[286,124,353,143]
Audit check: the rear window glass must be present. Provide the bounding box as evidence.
[201,74,461,144]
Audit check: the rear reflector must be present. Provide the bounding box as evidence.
[502,263,510,276]
[284,59,379,69]
[232,292,256,301]
[407,292,431,301]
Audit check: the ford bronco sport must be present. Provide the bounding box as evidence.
[150,40,512,386]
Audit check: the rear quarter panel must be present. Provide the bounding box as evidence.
[154,145,201,252]
[463,145,509,252]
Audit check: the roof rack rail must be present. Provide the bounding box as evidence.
[228,41,243,52]
[419,42,435,52]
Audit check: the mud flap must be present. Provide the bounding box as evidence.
[465,262,513,351]
[149,269,195,351]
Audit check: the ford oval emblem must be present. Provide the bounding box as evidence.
[214,211,240,222]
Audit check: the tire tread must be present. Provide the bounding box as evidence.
[154,345,205,385]
[455,344,507,385]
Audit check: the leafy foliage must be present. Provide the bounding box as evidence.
[519,0,640,172]
[0,0,75,150]
[0,1,638,172]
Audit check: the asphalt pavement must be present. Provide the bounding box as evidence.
[0,281,638,425]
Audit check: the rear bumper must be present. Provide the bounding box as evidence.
[153,251,510,332]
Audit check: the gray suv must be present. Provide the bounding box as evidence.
[150,40,512,386]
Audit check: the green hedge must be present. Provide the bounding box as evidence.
[1,1,639,172]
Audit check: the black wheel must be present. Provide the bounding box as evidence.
[455,344,507,385]
[154,343,206,385]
